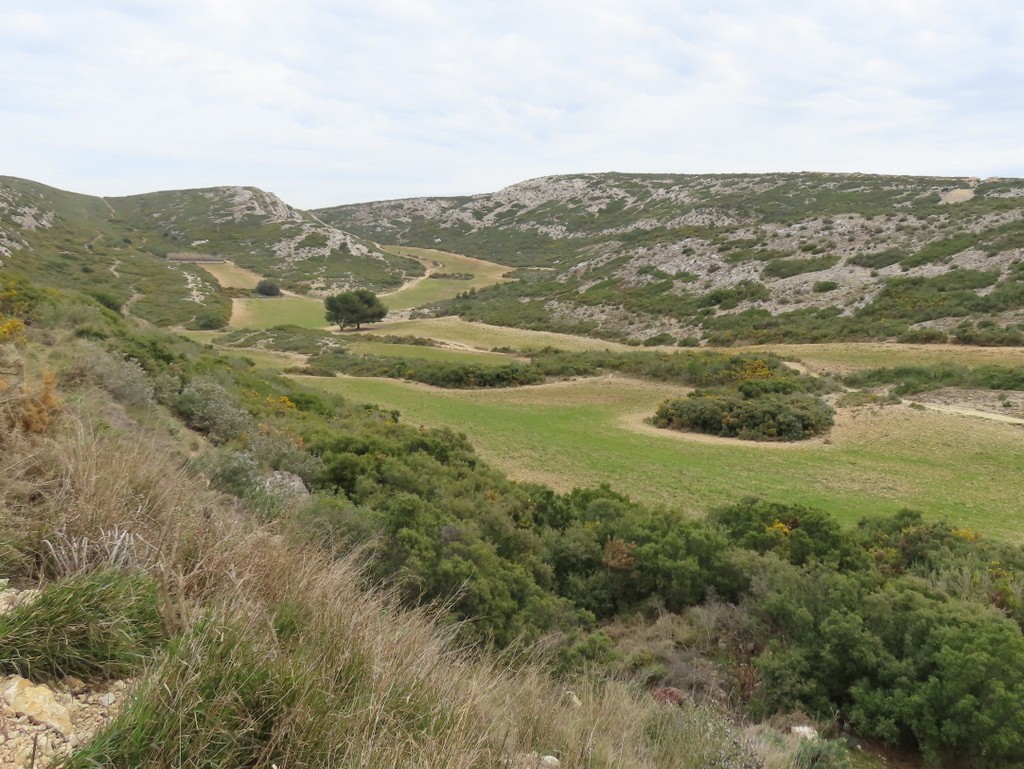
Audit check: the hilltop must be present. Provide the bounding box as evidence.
[317,172,1024,345]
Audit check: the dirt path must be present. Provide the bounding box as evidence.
[909,402,1024,425]
[379,257,442,298]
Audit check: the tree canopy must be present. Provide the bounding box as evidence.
[324,289,387,330]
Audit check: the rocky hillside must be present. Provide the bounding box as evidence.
[0,177,421,328]
[318,172,1024,344]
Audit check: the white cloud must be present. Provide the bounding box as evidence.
[1,0,1022,207]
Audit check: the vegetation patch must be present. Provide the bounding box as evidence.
[653,390,834,441]
[0,570,164,680]
[844,363,1024,394]
[762,255,840,279]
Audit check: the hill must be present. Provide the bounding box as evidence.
[0,176,422,328]
[316,172,1024,345]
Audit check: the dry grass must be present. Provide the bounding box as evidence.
[194,260,263,289]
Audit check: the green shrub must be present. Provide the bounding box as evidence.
[653,391,834,441]
[175,379,253,443]
[762,256,839,279]
[813,280,838,293]
[254,279,281,296]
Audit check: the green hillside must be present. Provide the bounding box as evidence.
[317,172,1024,345]
[0,176,422,329]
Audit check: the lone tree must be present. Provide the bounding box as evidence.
[324,289,387,330]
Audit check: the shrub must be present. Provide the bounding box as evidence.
[653,390,834,441]
[812,280,838,293]
[175,379,252,443]
[254,279,281,297]
[762,256,839,279]
[60,344,155,407]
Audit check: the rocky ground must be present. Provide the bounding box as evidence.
[0,580,131,768]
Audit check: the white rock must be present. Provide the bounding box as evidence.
[1,676,73,737]
[791,725,819,740]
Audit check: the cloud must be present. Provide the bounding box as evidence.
[1,0,1022,207]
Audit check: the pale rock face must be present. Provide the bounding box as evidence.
[263,470,310,497]
[1,676,74,737]
[791,724,820,740]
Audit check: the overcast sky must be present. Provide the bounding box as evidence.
[3,1,1022,209]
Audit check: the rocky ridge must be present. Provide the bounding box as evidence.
[317,172,1024,343]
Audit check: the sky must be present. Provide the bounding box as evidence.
[2,0,1023,209]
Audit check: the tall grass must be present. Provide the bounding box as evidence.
[0,569,163,680]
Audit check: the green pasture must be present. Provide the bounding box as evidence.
[231,296,328,329]
[294,373,1024,539]
[379,246,512,311]
[346,341,526,366]
[372,316,634,352]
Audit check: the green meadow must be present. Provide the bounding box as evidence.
[378,246,513,311]
[200,243,1024,542]
[295,373,1024,539]
[372,316,634,352]
[231,295,327,329]
[346,341,527,365]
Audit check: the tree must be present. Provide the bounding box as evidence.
[324,289,387,330]
[254,279,281,297]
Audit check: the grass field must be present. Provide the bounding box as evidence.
[231,295,328,329]
[747,342,1024,374]
[379,246,512,311]
[196,261,263,289]
[371,316,634,352]
[347,341,527,365]
[294,373,1024,539]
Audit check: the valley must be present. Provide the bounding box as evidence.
[5,171,1024,768]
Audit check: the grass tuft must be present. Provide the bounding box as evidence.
[0,569,164,680]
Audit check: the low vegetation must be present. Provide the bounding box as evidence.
[3,278,838,769]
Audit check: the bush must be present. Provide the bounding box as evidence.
[812,280,838,293]
[60,344,155,407]
[175,379,252,443]
[254,279,281,297]
[653,390,834,441]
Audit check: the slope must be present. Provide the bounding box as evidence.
[0,176,422,329]
[317,172,1024,345]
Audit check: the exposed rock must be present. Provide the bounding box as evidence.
[0,580,41,616]
[513,752,561,768]
[263,470,309,497]
[791,724,820,740]
[1,676,73,737]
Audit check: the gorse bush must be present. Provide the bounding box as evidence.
[653,390,834,441]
